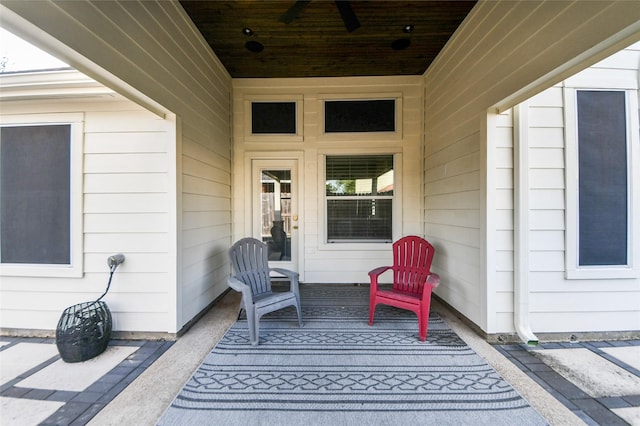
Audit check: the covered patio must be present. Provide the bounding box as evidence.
[1,1,639,344]
[3,286,640,425]
[1,1,640,423]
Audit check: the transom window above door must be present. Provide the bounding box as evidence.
[244,96,303,142]
[324,99,396,133]
[325,155,394,243]
[251,101,297,134]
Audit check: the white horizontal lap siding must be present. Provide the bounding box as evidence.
[532,311,640,333]
[423,1,640,334]
[527,84,566,285]
[403,94,426,232]
[0,101,173,333]
[83,107,173,333]
[2,0,233,333]
[525,43,640,334]
[232,76,423,284]
[304,250,393,284]
[491,110,515,332]
[424,113,482,325]
[180,110,232,326]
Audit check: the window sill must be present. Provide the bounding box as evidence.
[0,264,83,278]
[565,267,639,280]
[319,241,392,251]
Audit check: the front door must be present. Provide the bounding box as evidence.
[252,159,299,272]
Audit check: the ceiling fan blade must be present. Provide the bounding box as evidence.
[335,1,360,33]
[280,1,312,24]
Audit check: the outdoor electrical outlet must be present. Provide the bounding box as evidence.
[107,253,125,268]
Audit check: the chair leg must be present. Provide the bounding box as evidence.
[295,301,303,327]
[418,312,427,342]
[418,291,433,342]
[368,300,376,326]
[252,315,260,346]
[244,306,258,345]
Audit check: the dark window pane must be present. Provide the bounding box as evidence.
[577,91,627,266]
[325,100,395,132]
[251,102,296,134]
[327,199,392,241]
[1,125,71,264]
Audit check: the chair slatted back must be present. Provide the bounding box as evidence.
[392,236,435,294]
[229,238,272,297]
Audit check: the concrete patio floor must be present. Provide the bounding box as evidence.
[1,286,639,425]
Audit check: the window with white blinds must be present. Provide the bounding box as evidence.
[325,155,393,242]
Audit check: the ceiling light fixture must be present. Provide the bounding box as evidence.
[245,40,264,53]
[391,38,411,50]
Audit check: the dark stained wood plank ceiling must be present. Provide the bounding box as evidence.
[179,1,477,78]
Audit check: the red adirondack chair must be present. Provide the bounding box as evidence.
[368,235,440,341]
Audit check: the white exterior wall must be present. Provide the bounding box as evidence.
[493,110,516,332]
[232,76,424,283]
[3,0,640,338]
[519,42,640,334]
[1,1,233,334]
[0,83,175,333]
[424,1,640,333]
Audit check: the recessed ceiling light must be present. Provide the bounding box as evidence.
[245,40,264,53]
[403,25,414,34]
[391,38,411,50]
[242,27,253,36]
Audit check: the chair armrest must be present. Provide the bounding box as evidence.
[368,266,392,277]
[368,266,392,293]
[270,267,299,280]
[426,273,441,288]
[270,268,300,294]
[228,276,254,305]
[417,273,440,298]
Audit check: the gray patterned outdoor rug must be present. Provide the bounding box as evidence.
[159,284,547,425]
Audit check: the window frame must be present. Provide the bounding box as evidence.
[243,95,304,142]
[0,113,84,277]
[324,99,396,133]
[317,93,403,142]
[318,150,402,250]
[564,88,640,279]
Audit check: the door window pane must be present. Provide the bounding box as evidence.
[261,169,291,260]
